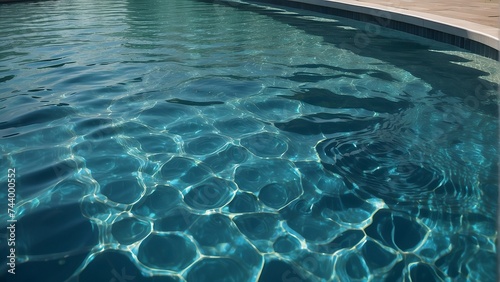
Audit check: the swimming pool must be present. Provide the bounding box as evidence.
[0,0,498,281]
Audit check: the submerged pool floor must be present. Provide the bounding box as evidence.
[0,0,499,281]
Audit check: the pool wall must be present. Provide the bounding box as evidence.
[248,0,500,60]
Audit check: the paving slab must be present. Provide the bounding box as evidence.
[350,0,499,28]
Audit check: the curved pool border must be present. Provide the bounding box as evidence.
[249,0,500,60]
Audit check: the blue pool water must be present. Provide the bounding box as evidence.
[0,0,499,281]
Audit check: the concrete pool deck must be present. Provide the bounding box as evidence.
[349,0,499,28]
[330,0,499,43]
[254,0,500,59]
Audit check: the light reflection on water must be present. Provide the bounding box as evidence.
[0,0,498,281]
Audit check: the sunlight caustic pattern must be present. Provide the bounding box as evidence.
[0,0,498,281]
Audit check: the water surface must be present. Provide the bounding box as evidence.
[0,0,498,281]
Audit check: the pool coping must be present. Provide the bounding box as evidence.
[250,0,500,60]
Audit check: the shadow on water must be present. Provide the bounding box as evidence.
[197,0,499,117]
[279,87,412,113]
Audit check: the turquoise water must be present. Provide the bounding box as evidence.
[0,0,499,281]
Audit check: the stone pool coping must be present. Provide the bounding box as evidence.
[251,0,500,60]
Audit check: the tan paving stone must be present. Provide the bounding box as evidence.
[350,0,499,27]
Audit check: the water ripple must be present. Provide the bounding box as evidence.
[0,0,497,281]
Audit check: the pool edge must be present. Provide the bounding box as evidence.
[249,0,500,60]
